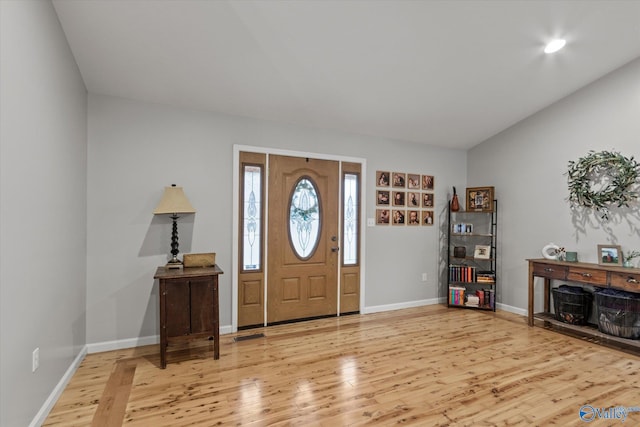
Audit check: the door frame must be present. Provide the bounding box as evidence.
[232,145,367,333]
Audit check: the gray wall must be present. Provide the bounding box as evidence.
[86,93,466,344]
[0,1,88,426]
[468,57,640,312]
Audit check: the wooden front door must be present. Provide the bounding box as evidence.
[267,155,339,323]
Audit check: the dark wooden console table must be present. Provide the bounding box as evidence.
[527,258,640,353]
[154,265,224,368]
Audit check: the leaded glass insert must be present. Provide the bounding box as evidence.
[343,173,358,265]
[242,165,261,270]
[289,178,321,259]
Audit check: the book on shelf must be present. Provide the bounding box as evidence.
[480,288,495,309]
[449,266,495,284]
[475,290,484,306]
[448,265,477,283]
[465,295,480,307]
[476,271,496,284]
[449,286,465,306]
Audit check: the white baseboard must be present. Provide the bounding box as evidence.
[29,345,88,427]
[87,334,159,354]
[363,299,527,318]
[362,298,440,314]
[496,303,527,316]
[86,325,235,354]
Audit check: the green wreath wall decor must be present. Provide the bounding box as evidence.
[566,150,640,220]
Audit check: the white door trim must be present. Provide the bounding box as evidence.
[232,144,366,332]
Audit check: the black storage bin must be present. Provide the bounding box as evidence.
[595,288,640,339]
[552,285,593,325]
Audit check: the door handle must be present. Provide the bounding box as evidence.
[331,247,340,252]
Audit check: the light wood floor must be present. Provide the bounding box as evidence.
[44,305,640,426]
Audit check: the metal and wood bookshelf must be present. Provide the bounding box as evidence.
[446,199,497,310]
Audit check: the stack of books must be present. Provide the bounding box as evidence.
[476,272,496,284]
[449,265,477,283]
[474,288,495,309]
[449,286,466,306]
[465,294,480,307]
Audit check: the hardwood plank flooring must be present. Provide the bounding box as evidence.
[44,305,640,426]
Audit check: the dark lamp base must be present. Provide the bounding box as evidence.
[166,259,183,269]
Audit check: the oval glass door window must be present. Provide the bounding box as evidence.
[289,177,321,259]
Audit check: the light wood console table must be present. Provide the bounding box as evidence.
[527,258,640,353]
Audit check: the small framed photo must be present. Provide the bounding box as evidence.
[422,193,434,208]
[598,244,623,265]
[422,210,434,226]
[392,172,406,188]
[392,209,406,225]
[407,210,420,225]
[422,175,434,190]
[407,174,421,189]
[376,171,390,187]
[407,192,420,207]
[392,191,405,206]
[466,186,494,212]
[376,209,390,225]
[451,223,472,234]
[376,190,390,205]
[474,245,491,259]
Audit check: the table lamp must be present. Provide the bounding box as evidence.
[153,184,196,268]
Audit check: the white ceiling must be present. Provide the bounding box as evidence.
[52,0,640,150]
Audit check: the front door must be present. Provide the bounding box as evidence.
[267,155,339,323]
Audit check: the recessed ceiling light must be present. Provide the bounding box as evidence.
[544,39,566,54]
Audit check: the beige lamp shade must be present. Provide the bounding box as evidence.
[153,185,196,215]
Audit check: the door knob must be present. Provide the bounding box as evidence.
[331,247,340,252]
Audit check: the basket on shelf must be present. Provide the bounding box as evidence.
[552,285,593,325]
[594,288,640,339]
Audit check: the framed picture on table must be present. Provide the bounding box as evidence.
[597,244,622,265]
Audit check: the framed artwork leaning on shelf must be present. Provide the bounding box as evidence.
[466,186,494,212]
[474,244,491,259]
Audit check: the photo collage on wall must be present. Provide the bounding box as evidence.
[375,171,434,226]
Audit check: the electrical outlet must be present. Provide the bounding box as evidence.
[32,348,39,372]
[367,218,375,227]
[422,273,428,282]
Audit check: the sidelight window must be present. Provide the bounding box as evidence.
[242,165,262,270]
[343,173,359,265]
